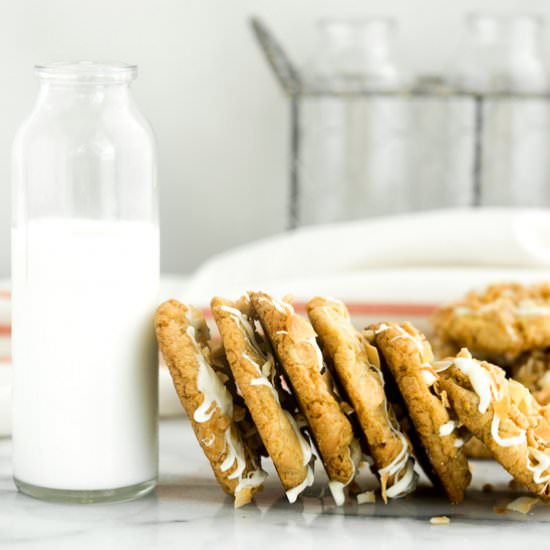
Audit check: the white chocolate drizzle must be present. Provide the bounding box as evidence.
[286,466,315,504]
[452,356,496,414]
[516,300,550,317]
[218,303,315,498]
[235,468,268,494]
[328,481,346,506]
[385,460,417,499]
[420,364,438,386]
[527,448,550,484]
[490,415,526,447]
[439,420,456,437]
[388,326,425,356]
[448,354,550,486]
[283,410,314,467]
[220,428,246,479]
[187,325,232,422]
[306,336,325,373]
[362,329,417,498]
[257,295,293,315]
[185,309,265,496]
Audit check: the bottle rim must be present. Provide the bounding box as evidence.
[465,13,544,25]
[317,16,397,29]
[34,61,137,83]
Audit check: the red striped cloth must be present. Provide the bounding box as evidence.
[0,286,435,367]
[0,286,11,364]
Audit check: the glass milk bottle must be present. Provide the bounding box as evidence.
[12,62,159,502]
[299,17,408,225]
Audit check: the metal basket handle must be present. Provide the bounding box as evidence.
[249,16,302,96]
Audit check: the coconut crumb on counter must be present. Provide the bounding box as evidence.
[357,490,376,504]
[430,516,450,525]
[506,496,540,514]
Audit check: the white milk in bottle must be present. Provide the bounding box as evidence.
[12,62,159,502]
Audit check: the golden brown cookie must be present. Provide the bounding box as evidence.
[463,436,493,459]
[155,299,266,507]
[368,322,471,503]
[430,332,460,361]
[250,291,361,506]
[438,349,550,500]
[432,283,550,362]
[510,349,550,406]
[306,297,417,502]
[211,296,315,502]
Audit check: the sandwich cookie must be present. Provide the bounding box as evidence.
[155,299,266,507]
[250,291,361,506]
[438,349,550,499]
[368,322,471,503]
[211,296,315,503]
[306,297,417,502]
[432,283,550,363]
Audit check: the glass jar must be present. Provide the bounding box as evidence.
[451,14,550,207]
[298,17,410,225]
[308,17,403,92]
[12,62,159,503]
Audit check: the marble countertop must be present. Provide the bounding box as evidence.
[1,419,549,550]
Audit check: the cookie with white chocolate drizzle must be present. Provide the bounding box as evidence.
[432,282,550,363]
[155,299,266,507]
[211,296,315,503]
[250,291,361,506]
[367,322,471,503]
[438,349,550,499]
[307,297,417,502]
[510,349,550,406]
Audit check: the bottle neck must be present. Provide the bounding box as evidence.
[509,19,542,59]
[37,81,132,111]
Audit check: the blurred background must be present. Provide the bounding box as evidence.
[2,0,550,277]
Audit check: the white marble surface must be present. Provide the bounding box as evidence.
[1,419,549,549]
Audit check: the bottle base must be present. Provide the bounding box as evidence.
[14,477,157,504]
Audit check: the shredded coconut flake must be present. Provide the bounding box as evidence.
[357,490,376,504]
[506,496,540,514]
[430,516,450,525]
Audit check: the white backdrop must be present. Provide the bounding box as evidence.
[1,0,550,276]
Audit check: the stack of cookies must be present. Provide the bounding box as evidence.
[433,283,550,406]
[155,287,550,508]
[433,283,550,459]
